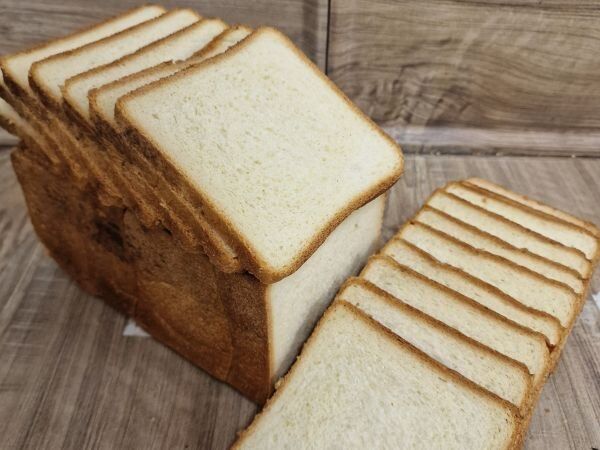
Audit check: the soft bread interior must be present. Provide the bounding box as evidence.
[401,222,578,328]
[361,255,550,385]
[415,206,583,293]
[235,302,519,450]
[427,190,591,278]
[1,5,165,97]
[30,9,201,107]
[64,18,228,122]
[338,279,531,410]
[466,177,600,237]
[446,182,598,260]
[382,238,562,346]
[268,195,385,381]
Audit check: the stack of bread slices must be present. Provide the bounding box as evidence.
[0,5,404,403]
[235,178,599,449]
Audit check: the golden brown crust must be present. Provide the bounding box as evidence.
[465,177,600,238]
[338,277,533,413]
[12,144,272,404]
[116,26,404,284]
[453,181,600,263]
[233,301,523,450]
[388,237,564,347]
[406,220,580,330]
[433,189,592,278]
[418,204,584,288]
[190,25,253,59]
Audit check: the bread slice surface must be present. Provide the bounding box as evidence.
[400,222,578,328]
[338,278,531,410]
[0,5,165,98]
[446,182,599,260]
[90,26,252,128]
[116,27,403,283]
[466,177,600,237]
[416,206,584,293]
[360,255,550,385]
[427,190,591,278]
[64,18,228,123]
[382,238,563,346]
[30,9,201,109]
[234,301,520,450]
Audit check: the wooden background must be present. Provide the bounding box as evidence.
[1,1,600,449]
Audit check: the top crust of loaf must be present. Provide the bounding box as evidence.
[0,5,166,99]
[465,177,600,238]
[233,301,521,449]
[116,27,404,284]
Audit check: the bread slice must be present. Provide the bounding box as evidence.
[427,190,592,278]
[56,19,242,270]
[466,177,600,238]
[415,206,584,293]
[89,27,253,272]
[30,9,201,111]
[1,6,165,170]
[63,18,228,125]
[360,256,550,385]
[26,9,203,231]
[382,238,563,346]
[0,5,165,102]
[446,182,599,261]
[338,278,532,411]
[116,27,403,284]
[400,222,578,328]
[234,301,521,450]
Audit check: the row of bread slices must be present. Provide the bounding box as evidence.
[233,178,600,449]
[0,6,254,272]
[0,4,404,285]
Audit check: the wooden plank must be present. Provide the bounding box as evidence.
[328,0,600,156]
[0,150,599,448]
[0,0,328,69]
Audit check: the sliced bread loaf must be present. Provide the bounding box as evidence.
[400,222,578,328]
[446,182,599,261]
[30,9,201,111]
[116,27,403,283]
[415,206,584,293]
[427,190,591,278]
[360,255,550,385]
[466,177,600,238]
[382,238,563,346]
[63,18,228,125]
[338,278,532,411]
[234,301,521,450]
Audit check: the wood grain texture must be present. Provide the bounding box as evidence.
[328,0,600,156]
[0,148,598,449]
[0,0,328,69]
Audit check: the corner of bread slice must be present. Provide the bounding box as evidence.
[233,299,521,449]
